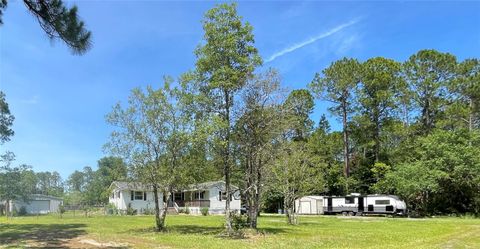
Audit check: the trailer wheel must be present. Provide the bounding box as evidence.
[348,211,354,216]
[342,211,348,216]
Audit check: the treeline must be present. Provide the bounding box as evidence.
[305,50,480,217]
[103,3,479,233]
[0,154,127,209]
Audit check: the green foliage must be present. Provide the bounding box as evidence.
[283,89,315,141]
[0,91,14,144]
[375,130,480,215]
[17,206,27,216]
[58,204,66,214]
[200,207,209,216]
[126,204,136,216]
[193,2,261,233]
[231,212,248,231]
[403,49,457,133]
[105,203,118,215]
[22,0,92,54]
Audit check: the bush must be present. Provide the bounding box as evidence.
[143,207,154,215]
[126,203,136,215]
[231,212,248,231]
[106,203,118,215]
[200,207,209,216]
[59,204,66,217]
[185,206,190,215]
[18,206,28,216]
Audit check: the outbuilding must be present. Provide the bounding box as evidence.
[295,196,324,214]
[7,194,63,214]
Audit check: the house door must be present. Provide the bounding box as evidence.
[327,198,332,213]
[300,201,311,214]
[316,199,323,214]
[358,197,364,212]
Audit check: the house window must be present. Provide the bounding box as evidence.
[375,200,390,205]
[194,191,205,200]
[116,191,120,199]
[174,192,184,201]
[219,191,231,201]
[112,193,115,199]
[134,191,144,200]
[345,197,355,204]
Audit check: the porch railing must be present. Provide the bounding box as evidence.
[175,200,210,208]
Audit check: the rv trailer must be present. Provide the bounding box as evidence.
[323,194,407,216]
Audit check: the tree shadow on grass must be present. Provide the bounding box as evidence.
[128,224,290,237]
[0,223,87,248]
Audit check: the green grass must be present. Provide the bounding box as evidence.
[0,213,479,248]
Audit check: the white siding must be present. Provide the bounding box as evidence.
[295,196,324,214]
[109,190,163,213]
[10,195,63,214]
[207,185,241,214]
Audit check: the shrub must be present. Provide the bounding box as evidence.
[18,206,28,216]
[231,212,248,231]
[106,203,118,215]
[178,208,185,214]
[59,204,66,217]
[126,203,136,215]
[143,207,154,215]
[185,206,190,215]
[200,207,209,216]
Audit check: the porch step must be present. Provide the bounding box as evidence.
[167,207,178,215]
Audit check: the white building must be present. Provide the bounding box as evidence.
[109,180,241,215]
[5,194,63,214]
[295,196,324,215]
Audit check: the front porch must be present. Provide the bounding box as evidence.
[169,190,210,208]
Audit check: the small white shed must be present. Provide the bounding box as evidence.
[295,196,324,215]
[9,194,63,214]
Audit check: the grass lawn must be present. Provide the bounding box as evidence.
[0,213,479,248]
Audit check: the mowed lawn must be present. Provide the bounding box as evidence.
[0,213,479,249]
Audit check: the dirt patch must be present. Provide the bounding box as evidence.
[79,239,129,247]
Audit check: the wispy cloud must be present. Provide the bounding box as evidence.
[21,95,39,105]
[265,18,362,63]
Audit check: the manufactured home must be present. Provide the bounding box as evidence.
[4,194,63,214]
[109,180,241,215]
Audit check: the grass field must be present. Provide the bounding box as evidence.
[0,213,479,249]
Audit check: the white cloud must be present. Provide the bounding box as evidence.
[265,18,362,63]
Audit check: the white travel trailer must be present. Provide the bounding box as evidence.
[323,194,407,216]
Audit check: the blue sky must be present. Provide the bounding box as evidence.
[1,1,479,179]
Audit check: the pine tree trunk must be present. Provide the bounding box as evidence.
[469,99,474,133]
[374,112,380,163]
[251,164,262,229]
[341,99,350,179]
[224,90,233,234]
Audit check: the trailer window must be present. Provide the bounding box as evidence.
[345,197,355,204]
[375,200,390,205]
